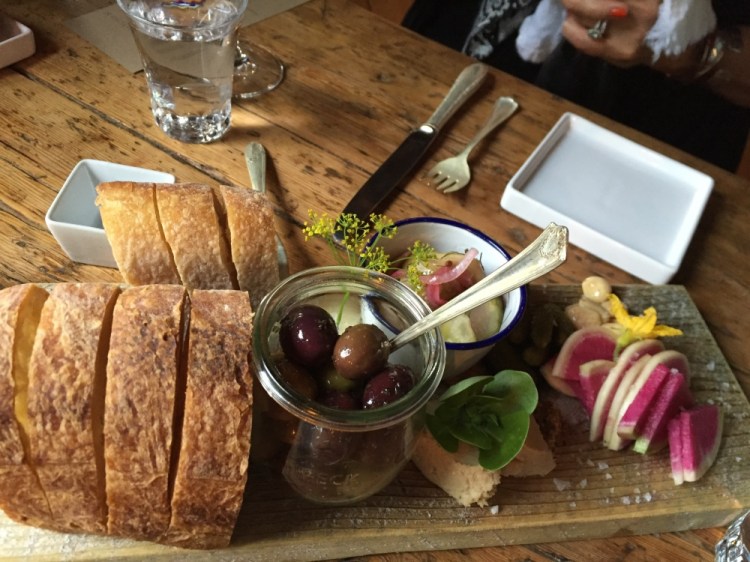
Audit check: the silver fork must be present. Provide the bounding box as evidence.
[424,96,519,193]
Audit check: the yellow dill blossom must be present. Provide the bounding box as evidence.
[609,293,683,355]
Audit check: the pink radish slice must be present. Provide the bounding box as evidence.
[550,327,618,381]
[617,363,670,440]
[542,360,581,397]
[577,359,615,415]
[681,404,723,483]
[589,339,664,442]
[668,416,684,485]
[633,371,692,454]
[604,354,652,450]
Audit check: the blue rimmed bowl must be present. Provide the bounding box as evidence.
[376,217,527,380]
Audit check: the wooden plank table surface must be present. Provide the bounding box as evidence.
[1,0,749,560]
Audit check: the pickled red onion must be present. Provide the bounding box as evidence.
[419,248,478,286]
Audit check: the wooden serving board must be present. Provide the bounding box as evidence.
[2,285,749,561]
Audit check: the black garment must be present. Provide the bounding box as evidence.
[403,0,750,172]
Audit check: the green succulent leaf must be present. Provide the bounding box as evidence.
[438,375,492,406]
[482,370,538,414]
[425,370,538,472]
[477,409,531,471]
[426,411,459,452]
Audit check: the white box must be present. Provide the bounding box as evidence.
[501,113,714,284]
[0,14,35,69]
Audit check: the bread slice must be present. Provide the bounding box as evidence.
[155,183,237,291]
[0,284,60,530]
[412,430,502,507]
[96,181,181,285]
[217,185,279,308]
[104,285,186,540]
[26,283,120,534]
[163,289,254,549]
[412,417,555,507]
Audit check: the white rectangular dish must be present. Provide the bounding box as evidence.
[0,14,35,69]
[500,113,714,284]
[46,159,175,268]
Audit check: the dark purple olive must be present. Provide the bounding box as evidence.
[279,304,338,367]
[332,324,389,380]
[319,389,360,410]
[362,364,415,409]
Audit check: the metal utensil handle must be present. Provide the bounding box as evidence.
[425,63,489,131]
[459,96,518,157]
[245,142,267,193]
[388,223,568,352]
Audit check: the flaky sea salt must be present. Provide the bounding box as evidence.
[597,461,609,470]
[605,473,613,480]
[578,479,588,489]
[707,360,715,371]
[643,492,653,502]
[622,496,632,505]
[553,478,572,491]
[489,505,499,515]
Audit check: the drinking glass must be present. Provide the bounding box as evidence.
[118,0,248,144]
[233,40,285,99]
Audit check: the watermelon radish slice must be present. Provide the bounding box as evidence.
[604,354,652,450]
[668,416,684,485]
[680,404,723,482]
[633,370,693,454]
[550,326,617,381]
[541,355,579,397]
[589,339,665,442]
[577,359,615,416]
[617,363,670,440]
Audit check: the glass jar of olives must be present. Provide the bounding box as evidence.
[252,266,446,504]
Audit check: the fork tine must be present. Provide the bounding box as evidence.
[422,168,441,185]
[435,176,457,191]
[441,179,468,193]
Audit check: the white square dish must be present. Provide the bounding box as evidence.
[0,14,35,69]
[500,113,714,284]
[46,160,175,268]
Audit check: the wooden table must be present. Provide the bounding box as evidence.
[1,1,748,560]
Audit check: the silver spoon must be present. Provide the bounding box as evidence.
[388,222,568,352]
[244,141,289,279]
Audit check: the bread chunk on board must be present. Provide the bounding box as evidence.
[218,185,279,308]
[0,284,63,531]
[163,289,254,549]
[26,284,120,534]
[155,183,237,291]
[96,181,181,285]
[104,285,186,540]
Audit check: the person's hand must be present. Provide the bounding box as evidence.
[559,0,704,75]
[560,0,658,65]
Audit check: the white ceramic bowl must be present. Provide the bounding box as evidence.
[45,159,174,268]
[0,14,35,69]
[377,217,527,380]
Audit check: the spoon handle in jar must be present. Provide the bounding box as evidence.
[388,222,568,352]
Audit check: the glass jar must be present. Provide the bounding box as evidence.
[252,266,446,504]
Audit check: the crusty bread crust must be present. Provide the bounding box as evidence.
[96,182,181,285]
[27,283,120,534]
[218,185,279,307]
[163,290,253,549]
[155,183,237,291]
[104,285,186,540]
[0,284,59,531]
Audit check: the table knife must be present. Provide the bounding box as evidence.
[339,62,489,223]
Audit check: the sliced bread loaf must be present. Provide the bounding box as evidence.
[155,183,237,290]
[96,181,181,285]
[217,185,279,307]
[26,283,120,534]
[0,284,58,530]
[163,289,254,549]
[104,285,186,540]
